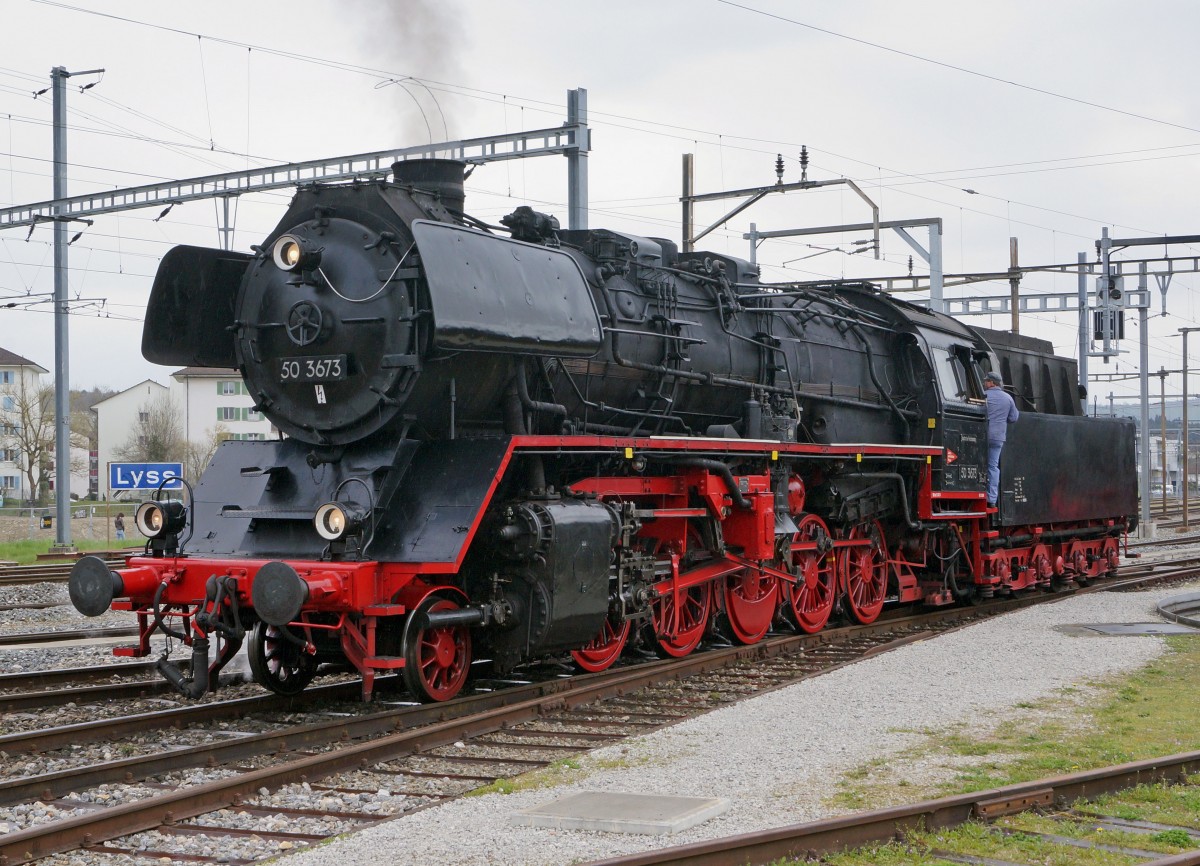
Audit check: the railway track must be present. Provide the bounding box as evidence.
[1,557,1197,865]
[0,605,1042,865]
[579,751,1200,865]
[0,626,138,648]
[0,558,123,588]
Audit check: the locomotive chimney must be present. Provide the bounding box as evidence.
[392,158,466,214]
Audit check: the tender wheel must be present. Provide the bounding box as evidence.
[1069,543,1091,587]
[572,617,631,672]
[841,520,888,625]
[402,596,472,702]
[653,582,712,657]
[247,620,317,696]
[723,567,780,645]
[785,514,836,634]
[1102,537,1120,575]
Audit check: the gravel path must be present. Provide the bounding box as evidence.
[283,583,1198,866]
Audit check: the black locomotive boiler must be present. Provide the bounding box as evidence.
[69,159,1138,701]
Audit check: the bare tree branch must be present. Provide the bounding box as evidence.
[184,424,231,482]
[1,378,56,505]
[114,391,185,463]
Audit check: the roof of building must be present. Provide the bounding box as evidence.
[90,378,168,409]
[0,347,49,373]
[171,367,241,378]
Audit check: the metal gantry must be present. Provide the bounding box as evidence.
[0,114,592,232]
[748,218,945,313]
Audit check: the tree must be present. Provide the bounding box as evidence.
[70,386,115,453]
[184,424,231,482]
[1,377,55,504]
[114,391,185,463]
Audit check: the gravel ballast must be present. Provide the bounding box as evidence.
[283,584,1199,866]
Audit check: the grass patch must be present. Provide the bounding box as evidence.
[828,634,1200,811]
[0,537,126,564]
[821,817,1173,866]
[1002,811,1189,855]
[465,743,664,798]
[817,780,1200,866]
[466,757,587,797]
[1079,772,1200,829]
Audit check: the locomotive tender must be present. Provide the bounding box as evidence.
[69,159,1137,701]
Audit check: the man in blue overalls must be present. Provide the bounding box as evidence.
[984,371,1019,507]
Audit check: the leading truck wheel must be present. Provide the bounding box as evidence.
[248,620,317,696]
[402,596,472,702]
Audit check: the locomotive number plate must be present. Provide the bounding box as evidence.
[279,355,347,382]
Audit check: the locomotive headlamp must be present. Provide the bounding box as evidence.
[272,234,322,272]
[314,501,367,541]
[135,499,187,539]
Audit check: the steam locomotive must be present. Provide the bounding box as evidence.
[69,159,1137,701]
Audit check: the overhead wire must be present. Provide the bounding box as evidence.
[714,0,1200,138]
[0,23,1181,255]
[5,2,1195,339]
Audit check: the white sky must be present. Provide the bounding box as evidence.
[2,0,1199,412]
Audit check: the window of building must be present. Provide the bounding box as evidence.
[217,406,240,421]
[1,396,13,411]
[0,371,12,385]
[218,380,240,396]
[1,475,18,489]
[246,409,263,422]
[139,411,149,423]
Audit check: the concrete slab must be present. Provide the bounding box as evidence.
[510,791,730,835]
[1055,622,1200,637]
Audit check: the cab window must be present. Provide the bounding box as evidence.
[936,345,984,404]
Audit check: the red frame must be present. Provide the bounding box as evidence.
[101,434,1129,696]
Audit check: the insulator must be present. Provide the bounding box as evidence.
[774,153,784,183]
[799,145,809,182]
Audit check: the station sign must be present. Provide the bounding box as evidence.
[108,462,184,491]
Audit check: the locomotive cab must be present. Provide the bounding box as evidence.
[920,328,992,501]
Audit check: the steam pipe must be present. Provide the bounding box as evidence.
[157,636,210,698]
[843,471,923,531]
[851,327,911,440]
[665,457,752,510]
[152,580,188,641]
[420,607,488,630]
[503,380,527,435]
[514,364,567,416]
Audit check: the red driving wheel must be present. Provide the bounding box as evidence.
[572,617,631,672]
[785,513,836,634]
[841,520,888,625]
[653,581,712,657]
[723,566,780,645]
